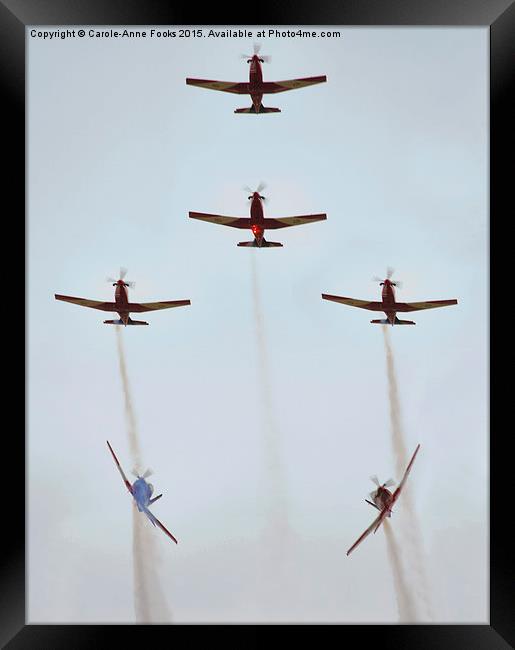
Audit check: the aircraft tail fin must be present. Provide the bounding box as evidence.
[234,105,281,114]
[370,318,416,326]
[237,238,283,248]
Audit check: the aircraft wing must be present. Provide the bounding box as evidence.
[261,76,327,93]
[106,441,133,495]
[347,510,386,556]
[55,294,117,311]
[186,78,248,94]
[262,214,327,229]
[189,212,251,228]
[144,508,178,544]
[392,444,421,503]
[395,299,458,312]
[322,294,383,311]
[152,514,179,544]
[127,300,191,313]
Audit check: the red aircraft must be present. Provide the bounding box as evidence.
[347,444,421,556]
[189,184,327,248]
[322,268,458,325]
[55,268,191,326]
[186,43,326,114]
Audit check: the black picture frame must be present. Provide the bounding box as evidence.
[6,0,513,646]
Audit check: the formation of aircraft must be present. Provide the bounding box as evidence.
[346,444,421,556]
[55,268,191,326]
[322,268,458,325]
[186,43,326,114]
[107,440,178,544]
[189,184,327,248]
[54,47,460,560]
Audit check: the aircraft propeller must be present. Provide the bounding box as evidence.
[370,475,395,488]
[243,182,267,201]
[107,267,135,289]
[132,467,153,479]
[240,42,272,63]
[372,267,403,288]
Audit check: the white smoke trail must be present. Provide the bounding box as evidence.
[382,326,434,621]
[250,254,291,619]
[132,508,171,623]
[115,326,142,470]
[115,326,171,623]
[383,520,417,622]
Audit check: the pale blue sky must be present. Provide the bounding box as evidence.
[28,27,487,623]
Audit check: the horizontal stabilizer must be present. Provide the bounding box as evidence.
[234,105,281,114]
[237,240,283,248]
[103,318,149,326]
[149,494,162,504]
[370,318,416,325]
[127,318,149,326]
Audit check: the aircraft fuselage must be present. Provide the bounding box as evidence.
[249,191,266,246]
[373,485,394,516]
[114,281,130,324]
[248,55,264,112]
[132,477,154,510]
[381,279,397,325]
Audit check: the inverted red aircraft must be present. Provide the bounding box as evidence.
[186,43,326,114]
[347,444,421,556]
[55,268,191,326]
[322,268,458,325]
[189,184,327,248]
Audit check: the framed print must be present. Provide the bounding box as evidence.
[3,0,513,645]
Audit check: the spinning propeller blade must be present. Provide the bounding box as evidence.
[370,475,395,488]
[131,467,153,479]
[241,43,271,62]
[243,182,267,201]
[107,267,135,288]
[373,268,403,288]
